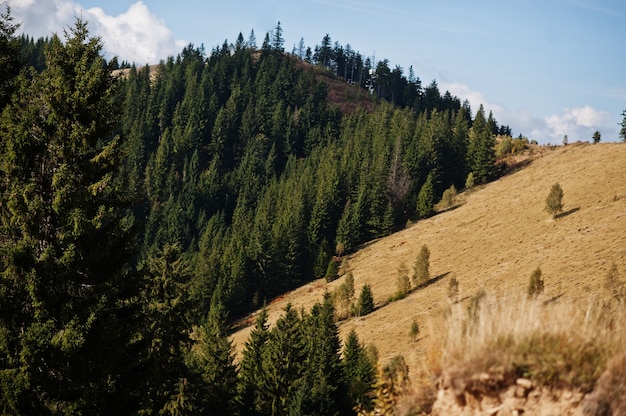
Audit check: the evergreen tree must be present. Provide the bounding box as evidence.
[0,20,139,414]
[238,307,271,416]
[592,130,601,144]
[264,304,306,415]
[467,104,495,183]
[186,291,238,415]
[355,284,375,316]
[342,330,376,411]
[545,182,564,219]
[620,110,626,142]
[138,243,193,414]
[0,4,21,109]
[417,171,435,219]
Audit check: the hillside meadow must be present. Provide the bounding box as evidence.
[231,142,626,383]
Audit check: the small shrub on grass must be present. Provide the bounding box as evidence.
[392,262,411,301]
[439,184,458,209]
[333,271,356,319]
[409,319,420,342]
[527,267,544,298]
[465,172,475,189]
[545,183,564,219]
[604,262,624,303]
[447,276,459,303]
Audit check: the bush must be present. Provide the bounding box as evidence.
[439,184,458,209]
[393,262,411,300]
[412,245,430,287]
[528,267,544,298]
[447,276,459,303]
[545,183,564,219]
[465,172,475,189]
[409,319,420,342]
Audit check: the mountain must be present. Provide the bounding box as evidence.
[231,141,626,413]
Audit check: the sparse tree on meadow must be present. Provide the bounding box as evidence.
[545,183,564,219]
[395,261,411,299]
[563,134,568,146]
[355,284,375,316]
[593,130,601,144]
[620,110,626,142]
[413,245,431,287]
[528,267,544,298]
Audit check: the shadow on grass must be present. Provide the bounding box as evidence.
[415,271,451,290]
[555,207,580,219]
[543,293,564,305]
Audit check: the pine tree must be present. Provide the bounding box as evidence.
[355,284,375,316]
[620,110,626,142]
[238,307,271,416]
[0,4,21,109]
[0,20,139,414]
[138,243,193,414]
[467,104,495,183]
[417,171,435,219]
[343,329,376,411]
[186,291,238,415]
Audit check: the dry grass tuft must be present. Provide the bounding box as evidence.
[439,294,626,395]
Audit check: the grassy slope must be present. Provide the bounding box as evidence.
[231,142,626,381]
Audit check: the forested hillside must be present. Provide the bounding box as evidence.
[0,13,522,414]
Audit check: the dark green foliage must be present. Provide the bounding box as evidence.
[620,110,626,142]
[528,267,544,298]
[0,5,21,108]
[325,257,340,282]
[417,172,435,219]
[343,329,376,411]
[138,243,193,414]
[592,130,601,144]
[356,284,375,316]
[186,292,238,415]
[467,105,496,183]
[0,20,139,414]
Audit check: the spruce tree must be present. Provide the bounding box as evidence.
[356,284,375,316]
[0,5,21,109]
[238,307,270,416]
[545,183,564,219]
[620,110,626,142]
[0,20,139,414]
[342,329,376,411]
[467,104,495,183]
[186,291,238,415]
[417,172,435,219]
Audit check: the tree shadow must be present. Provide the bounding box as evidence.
[543,293,564,305]
[415,271,451,290]
[555,207,580,219]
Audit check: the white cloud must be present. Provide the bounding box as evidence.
[542,106,613,143]
[7,0,185,64]
[440,82,618,144]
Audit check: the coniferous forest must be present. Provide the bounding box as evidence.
[0,13,516,415]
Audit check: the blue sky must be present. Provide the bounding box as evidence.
[7,0,626,143]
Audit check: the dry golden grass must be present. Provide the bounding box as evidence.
[231,142,626,388]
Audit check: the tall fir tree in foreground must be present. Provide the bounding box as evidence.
[0,20,139,414]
